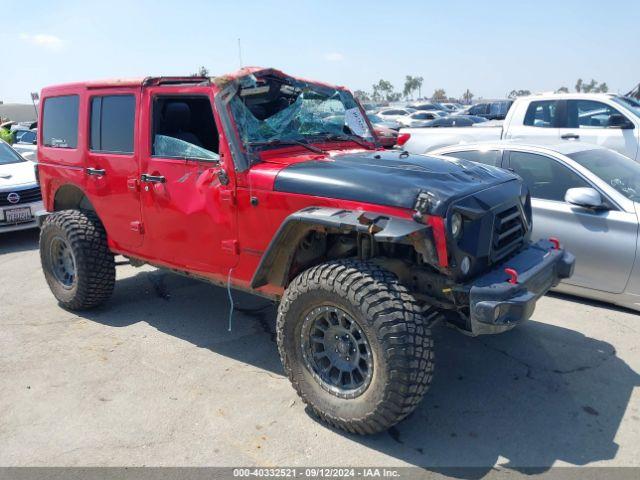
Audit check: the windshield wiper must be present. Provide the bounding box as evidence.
[317,133,376,150]
[247,138,325,154]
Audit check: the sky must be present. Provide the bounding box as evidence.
[1,0,639,104]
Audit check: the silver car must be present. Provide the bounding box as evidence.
[431,141,640,312]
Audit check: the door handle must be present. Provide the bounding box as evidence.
[86,167,106,176]
[141,173,166,184]
[561,133,580,140]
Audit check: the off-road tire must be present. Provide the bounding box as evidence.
[277,259,438,434]
[40,209,115,310]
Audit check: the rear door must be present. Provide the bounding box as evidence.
[506,149,637,293]
[558,99,639,160]
[505,99,561,144]
[84,91,143,249]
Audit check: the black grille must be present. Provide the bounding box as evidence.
[492,205,525,262]
[0,187,42,207]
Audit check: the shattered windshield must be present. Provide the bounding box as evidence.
[228,74,374,150]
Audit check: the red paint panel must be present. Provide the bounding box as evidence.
[427,216,449,268]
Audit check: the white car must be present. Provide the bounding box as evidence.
[0,140,43,233]
[11,129,38,162]
[376,107,416,124]
[402,110,448,127]
[400,93,640,160]
[441,102,463,112]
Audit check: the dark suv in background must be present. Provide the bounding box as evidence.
[465,100,514,120]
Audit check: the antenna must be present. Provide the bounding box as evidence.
[238,38,243,68]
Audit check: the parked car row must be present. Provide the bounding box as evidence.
[365,99,510,135]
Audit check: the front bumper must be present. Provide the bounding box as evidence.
[461,239,575,335]
[0,200,44,233]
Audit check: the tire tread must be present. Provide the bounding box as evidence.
[277,259,438,434]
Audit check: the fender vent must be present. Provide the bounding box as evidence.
[492,205,525,262]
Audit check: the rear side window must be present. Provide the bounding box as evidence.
[524,100,559,128]
[442,150,502,167]
[42,95,79,148]
[90,95,135,153]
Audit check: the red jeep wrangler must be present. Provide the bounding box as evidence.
[36,67,574,434]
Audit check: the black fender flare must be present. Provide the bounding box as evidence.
[250,206,430,289]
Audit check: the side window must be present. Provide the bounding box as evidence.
[508,151,588,201]
[90,95,135,153]
[42,95,79,148]
[523,100,558,128]
[152,96,219,161]
[442,150,502,167]
[566,100,625,128]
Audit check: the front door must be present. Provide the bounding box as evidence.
[507,150,637,293]
[557,99,639,160]
[138,88,238,274]
[84,91,143,249]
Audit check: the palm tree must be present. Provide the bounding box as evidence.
[415,76,423,99]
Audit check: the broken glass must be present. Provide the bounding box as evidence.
[153,134,219,161]
[229,79,374,149]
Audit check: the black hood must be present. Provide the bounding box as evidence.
[273,150,519,215]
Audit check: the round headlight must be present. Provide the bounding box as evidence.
[460,256,471,275]
[451,212,463,238]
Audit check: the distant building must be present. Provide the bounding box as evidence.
[627,83,640,100]
[0,103,37,122]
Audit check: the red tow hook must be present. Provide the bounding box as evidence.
[549,237,560,250]
[504,268,518,284]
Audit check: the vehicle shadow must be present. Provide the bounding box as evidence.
[548,290,639,315]
[79,269,639,474]
[0,229,39,254]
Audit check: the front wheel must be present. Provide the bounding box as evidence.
[277,260,438,434]
[40,209,115,310]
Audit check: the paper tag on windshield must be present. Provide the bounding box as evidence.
[344,108,368,137]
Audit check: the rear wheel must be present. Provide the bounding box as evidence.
[277,259,438,434]
[40,210,115,310]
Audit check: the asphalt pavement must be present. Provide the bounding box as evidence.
[1,229,639,474]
